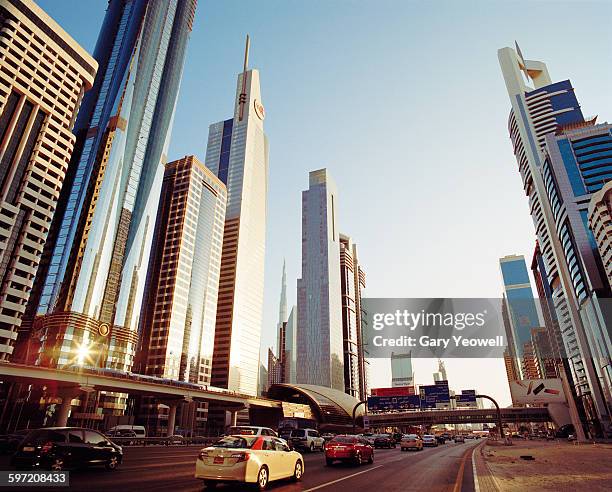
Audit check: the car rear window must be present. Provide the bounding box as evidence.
[214,436,257,448]
[403,434,418,439]
[227,427,257,435]
[331,436,355,444]
[23,430,66,445]
[291,429,306,437]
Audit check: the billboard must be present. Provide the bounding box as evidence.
[370,386,415,397]
[367,395,421,412]
[509,378,566,404]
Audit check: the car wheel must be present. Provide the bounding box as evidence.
[255,466,269,490]
[326,458,334,466]
[293,460,303,481]
[310,442,315,453]
[400,447,405,452]
[204,480,217,489]
[50,457,64,471]
[354,452,361,466]
[105,454,119,471]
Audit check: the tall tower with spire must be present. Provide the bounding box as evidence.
[205,36,268,396]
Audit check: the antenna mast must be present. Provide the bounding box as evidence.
[238,34,250,121]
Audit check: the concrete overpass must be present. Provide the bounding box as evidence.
[366,407,552,427]
[0,362,281,429]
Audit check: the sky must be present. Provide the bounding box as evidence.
[37,0,612,407]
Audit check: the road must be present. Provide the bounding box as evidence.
[0,439,481,491]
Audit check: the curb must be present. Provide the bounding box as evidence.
[472,441,501,492]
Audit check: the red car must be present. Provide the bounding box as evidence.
[325,435,374,466]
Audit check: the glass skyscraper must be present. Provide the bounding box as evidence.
[297,169,344,391]
[204,57,268,396]
[19,0,197,389]
[499,254,542,379]
[499,45,611,436]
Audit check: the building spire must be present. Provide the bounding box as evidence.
[238,34,250,121]
[278,259,287,325]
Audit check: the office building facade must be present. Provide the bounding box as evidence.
[297,169,344,391]
[137,155,226,382]
[498,45,610,435]
[205,51,268,396]
[135,155,226,435]
[540,122,612,414]
[339,234,367,400]
[499,255,542,379]
[391,351,413,387]
[19,0,197,385]
[589,181,612,287]
[0,0,96,359]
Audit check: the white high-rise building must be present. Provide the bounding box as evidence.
[297,169,344,391]
[205,38,268,396]
[498,45,610,436]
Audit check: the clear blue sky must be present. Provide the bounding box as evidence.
[38,0,612,406]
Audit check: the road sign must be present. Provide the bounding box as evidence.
[367,395,421,412]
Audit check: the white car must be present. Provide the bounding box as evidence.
[196,435,304,490]
[422,434,438,447]
[288,428,325,452]
[226,426,278,437]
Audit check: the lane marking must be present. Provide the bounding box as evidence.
[472,446,480,492]
[453,443,477,492]
[303,465,383,491]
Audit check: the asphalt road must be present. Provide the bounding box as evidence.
[0,439,482,492]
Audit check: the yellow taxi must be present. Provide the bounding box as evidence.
[195,435,304,490]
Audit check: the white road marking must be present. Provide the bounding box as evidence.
[303,465,384,491]
[472,446,480,492]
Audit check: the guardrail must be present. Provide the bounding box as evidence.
[109,436,220,447]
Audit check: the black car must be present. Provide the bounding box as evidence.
[11,427,122,471]
[373,434,396,448]
[0,430,29,455]
[436,435,446,444]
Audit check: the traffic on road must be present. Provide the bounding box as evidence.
[0,427,483,491]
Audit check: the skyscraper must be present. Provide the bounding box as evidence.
[284,305,297,384]
[205,37,268,396]
[297,169,344,391]
[391,351,413,388]
[134,155,225,434]
[339,234,367,400]
[0,0,96,360]
[19,0,197,382]
[499,255,542,379]
[268,260,288,387]
[540,121,612,411]
[589,181,612,286]
[498,45,610,436]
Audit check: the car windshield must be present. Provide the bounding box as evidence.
[227,427,257,436]
[404,435,418,439]
[213,436,257,449]
[291,429,305,437]
[331,436,355,444]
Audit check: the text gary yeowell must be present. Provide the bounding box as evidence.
[371,309,504,349]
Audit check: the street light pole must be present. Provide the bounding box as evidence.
[475,394,505,439]
[352,400,368,434]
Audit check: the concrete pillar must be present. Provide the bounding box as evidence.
[167,404,177,437]
[230,410,238,427]
[56,388,79,427]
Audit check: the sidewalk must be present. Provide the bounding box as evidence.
[479,439,612,491]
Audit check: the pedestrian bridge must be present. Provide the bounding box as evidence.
[367,407,552,427]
